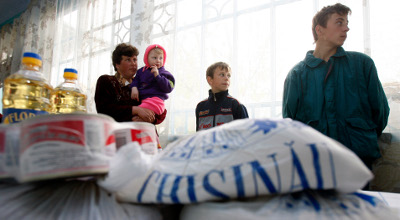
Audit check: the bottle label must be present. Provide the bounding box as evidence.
[2,108,49,124]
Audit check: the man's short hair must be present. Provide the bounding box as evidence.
[312,3,351,43]
[206,62,231,79]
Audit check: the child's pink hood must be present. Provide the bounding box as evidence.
[143,44,167,67]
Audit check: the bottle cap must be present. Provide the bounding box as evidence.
[22,52,42,67]
[63,68,78,79]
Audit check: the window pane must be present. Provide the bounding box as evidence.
[174,27,203,107]
[172,27,203,134]
[205,0,234,20]
[204,19,234,67]
[152,3,175,35]
[370,1,400,83]
[275,0,314,102]
[237,0,272,11]
[93,0,113,28]
[237,9,271,104]
[177,0,202,27]
[116,0,131,19]
[92,26,112,52]
[115,20,131,44]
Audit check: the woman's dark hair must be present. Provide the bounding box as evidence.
[112,43,139,71]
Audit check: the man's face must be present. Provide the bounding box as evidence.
[116,55,138,79]
[207,67,231,93]
[318,13,349,47]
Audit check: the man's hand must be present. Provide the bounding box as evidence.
[131,87,139,101]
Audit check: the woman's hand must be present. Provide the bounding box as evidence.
[132,106,155,123]
[132,116,145,122]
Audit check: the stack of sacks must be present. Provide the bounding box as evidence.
[180,190,397,220]
[102,118,398,219]
[0,180,161,219]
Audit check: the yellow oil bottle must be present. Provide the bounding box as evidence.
[2,52,53,124]
[52,68,87,114]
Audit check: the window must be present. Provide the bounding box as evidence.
[50,0,400,140]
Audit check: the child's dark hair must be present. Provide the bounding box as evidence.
[206,62,231,79]
[112,43,139,71]
[312,3,351,42]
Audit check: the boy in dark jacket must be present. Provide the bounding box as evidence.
[196,62,248,131]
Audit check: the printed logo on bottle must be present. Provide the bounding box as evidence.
[2,108,49,124]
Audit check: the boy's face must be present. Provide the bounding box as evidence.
[207,67,231,93]
[317,13,349,47]
[147,49,164,68]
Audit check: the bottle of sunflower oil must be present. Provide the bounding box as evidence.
[51,68,87,114]
[2,52,53,124]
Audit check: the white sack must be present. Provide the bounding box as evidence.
[117,118,372,204]
[180,190,399,220]
[98,142,155,192]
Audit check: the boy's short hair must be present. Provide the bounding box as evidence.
[206,62,231,79]
[312,3,351,43]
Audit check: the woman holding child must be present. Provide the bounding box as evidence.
[94,43,166,124]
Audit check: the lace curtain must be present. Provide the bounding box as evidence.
[50,0,156,113]
[1,0,400,145]
[0,0,57,83]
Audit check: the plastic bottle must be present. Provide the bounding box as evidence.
[2,52,53,124]
[51,68,87,114]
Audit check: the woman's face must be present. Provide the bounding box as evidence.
[116,55,138,80]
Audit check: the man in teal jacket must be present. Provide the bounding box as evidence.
[282,3,389,169]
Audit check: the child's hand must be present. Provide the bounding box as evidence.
[131,87,139,101]
[150,65,159,77]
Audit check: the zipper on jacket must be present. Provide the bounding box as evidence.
[324,61,334,83]
[212,92,216,127]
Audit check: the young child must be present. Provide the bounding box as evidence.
[131,44,175,121]
[196,62,248,131]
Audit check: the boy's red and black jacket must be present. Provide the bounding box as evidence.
[195,90,248,131]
